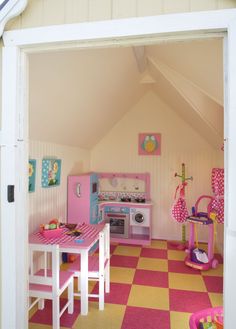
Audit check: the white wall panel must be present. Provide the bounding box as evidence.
[42,0,65,26]
[89,0,111,21]
[4,0,236,30]
[218,0,236,9]
[20,0,44,28]
[28,140,90,234]
[136,0,163,17]
[190,0,218,11]
[64,0,89,23]
[91,91,223,245]
[163,0,190,13]
[112,0,137,19]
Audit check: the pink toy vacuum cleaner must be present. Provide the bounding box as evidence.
[185,168,224,271]
[185,195,218,271]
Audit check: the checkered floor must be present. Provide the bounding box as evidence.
[29,240,223,329]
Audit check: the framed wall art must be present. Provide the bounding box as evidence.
[138,133,161,156]
[29,159,36,192]
[41,158,61,188]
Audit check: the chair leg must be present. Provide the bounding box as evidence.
[77,275,80,292]
[105,265,110,293]
[52,296,60,329]
[38,298,45,310]
[68,279,74,314]
[99,274,104,311]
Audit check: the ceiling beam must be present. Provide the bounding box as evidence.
[133,46,147,73]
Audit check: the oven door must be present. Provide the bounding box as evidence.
[105,213,129,238]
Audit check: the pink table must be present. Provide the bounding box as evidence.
[29,222,105,315]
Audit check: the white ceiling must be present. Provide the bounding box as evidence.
[29,38,223,149]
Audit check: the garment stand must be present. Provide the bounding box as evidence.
[172,163,193,250]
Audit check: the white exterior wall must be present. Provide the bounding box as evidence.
[1,9,235,328]
[5,0,236,30]
[28,140,90,233]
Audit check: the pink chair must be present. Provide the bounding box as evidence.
[68,223,110,310]
[28,243,74,329]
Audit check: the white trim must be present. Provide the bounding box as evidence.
[223,18,236,329]
[1,46,19,329]
[3,9,236,48]
[0,0,28,36]
[1,9,236,329]
[1,44,28,329]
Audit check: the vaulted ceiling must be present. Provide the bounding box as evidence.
[29,38,223,149]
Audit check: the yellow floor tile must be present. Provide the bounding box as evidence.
[28,302,38,319]
[170,311,192,329]
[147,240,167,249]
[201,264,223,277]
[110,266,135,284]
[198,242,208,250]
[29,324,53,329]
[168,250,186,261]
[61,280,97,299]
[113,245,141,257]
[72,302,126,329]
[208,292,223,307]
[127,284,169,310]
[137,257,168,272]
[169,273,207,292]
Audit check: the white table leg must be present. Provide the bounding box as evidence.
[80,250,89,315]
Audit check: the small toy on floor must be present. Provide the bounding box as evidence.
[198,319,223,329]
[199,322,217,329]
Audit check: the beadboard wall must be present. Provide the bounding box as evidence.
[28,140,90,234]
[5,0,236,30]
[91,91,224,249]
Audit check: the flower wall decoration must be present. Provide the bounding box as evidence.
[29,159,36,192]
[41,158,61,188]
[138,133,161,156]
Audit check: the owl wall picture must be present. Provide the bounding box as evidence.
[138,133,161,156]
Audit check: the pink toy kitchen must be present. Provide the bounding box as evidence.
[67,172,152,245]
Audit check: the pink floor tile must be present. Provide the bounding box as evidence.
[140,248,167,259]
[110,255,139,268]
[91,282,132,305]
[169,289,212,313]
[121,306,170,329]
[167,241,187,251]
[168,260,201,274]
[110,244,117,254]
[30,299,80,328]
[133,269,168,288]
[203,276,223,293]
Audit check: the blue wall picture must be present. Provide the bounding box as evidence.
[41,158,61,188]
[29,159,36,192]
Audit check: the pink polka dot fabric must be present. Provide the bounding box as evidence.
[211,168,224,224]
[211,168,224,196]
[171,184,189,223]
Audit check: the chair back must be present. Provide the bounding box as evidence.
[29,243,59,291]
[98,223,110,270]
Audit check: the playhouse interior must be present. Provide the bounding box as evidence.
[28,37,224,329]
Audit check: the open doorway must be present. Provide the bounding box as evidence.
[27,38,224,328]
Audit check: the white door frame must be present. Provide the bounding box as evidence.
[1,9,236,329]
